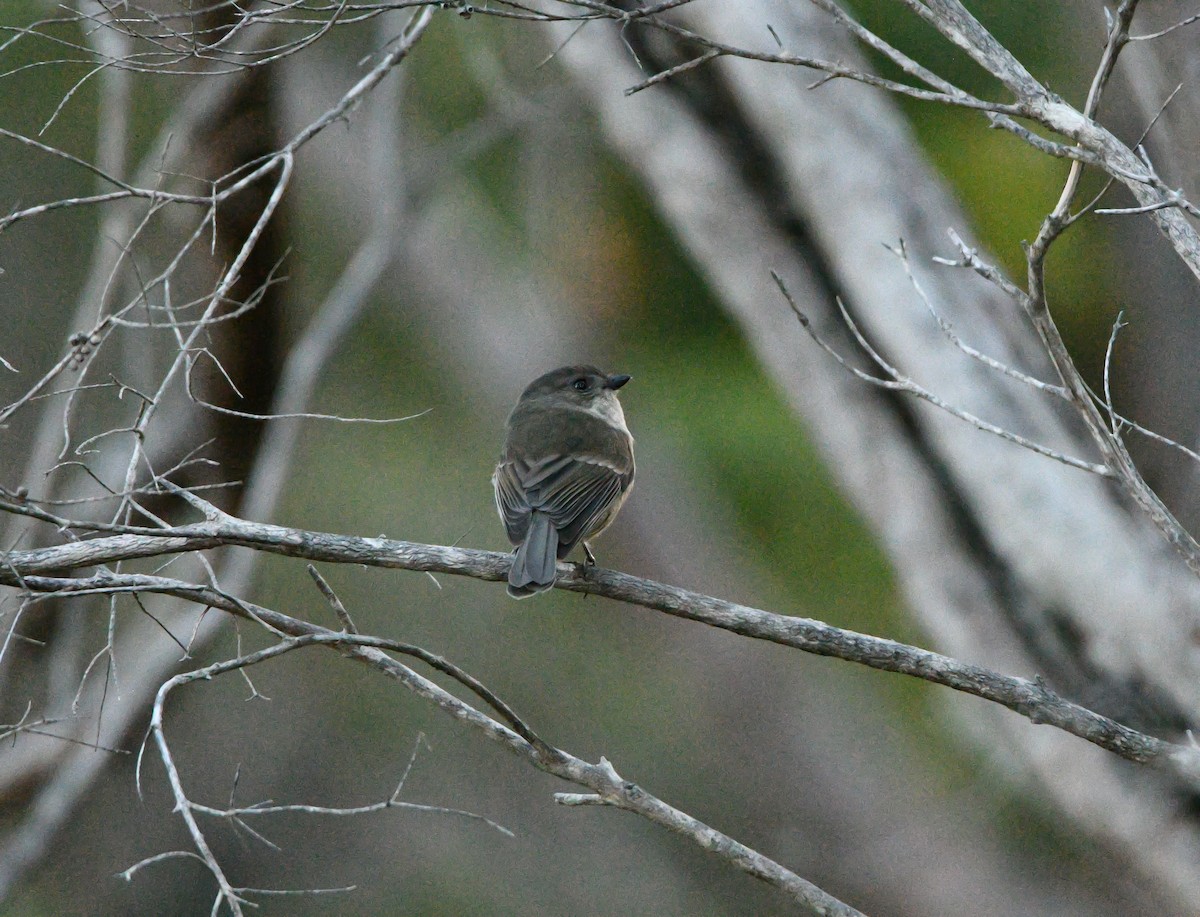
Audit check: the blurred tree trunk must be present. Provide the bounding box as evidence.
[0,7,287,894]
[551,2,1200,910]
[187,52,285,508]
[4,3,1200,914]
[1103,2,1200,532]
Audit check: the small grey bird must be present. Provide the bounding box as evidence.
[493,365,635,598]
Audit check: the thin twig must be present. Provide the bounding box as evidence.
[771,272,1111,477]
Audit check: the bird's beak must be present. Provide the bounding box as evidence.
[604,373,632,390]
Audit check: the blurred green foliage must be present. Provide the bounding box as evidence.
[286,0,1115,841]
[0,2,1136,913]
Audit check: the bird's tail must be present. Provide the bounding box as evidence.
[508,512,558,598]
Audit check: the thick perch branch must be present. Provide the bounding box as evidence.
[2,498,1194,783]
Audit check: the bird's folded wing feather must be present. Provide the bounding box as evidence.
[495,454,630,554]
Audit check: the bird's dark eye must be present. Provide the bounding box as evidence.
[572,377,589,391]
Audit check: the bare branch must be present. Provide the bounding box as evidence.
[772,272,1111,476]
[145,628,861,914]
[1,511,1195,781]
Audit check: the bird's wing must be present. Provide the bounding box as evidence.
[497,454,631,557]
[493,460,532,546]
